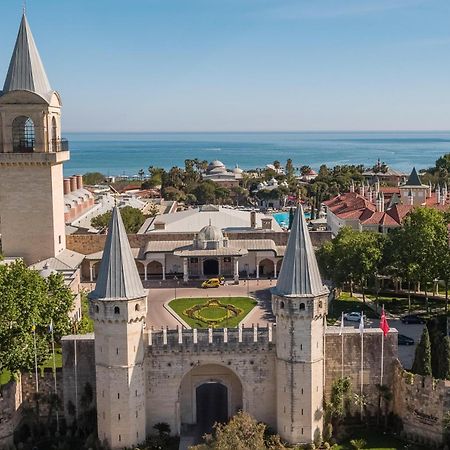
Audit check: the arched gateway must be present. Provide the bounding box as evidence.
[179,364,243,436]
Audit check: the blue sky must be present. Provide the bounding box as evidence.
[0,0,449,132]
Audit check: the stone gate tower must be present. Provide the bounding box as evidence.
[272,205,329,444]
[89,207,147,449]
[0,13,68,264]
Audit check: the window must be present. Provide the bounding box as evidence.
[12,116,35,153]
[118,413,121,421]
[119,435,121,442]
[299,303,305,310]
[280,301,285,309]
[135,304,140,311]
[190,257,198,263]
[58,235,62,245]
[114,306,120,314]
[117,393,120,399]
[95,305,99,313]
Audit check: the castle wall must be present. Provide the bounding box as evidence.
[61,334,96,422]
[145,327,277,435]
[324,327,398,412]
[393,362,450,447]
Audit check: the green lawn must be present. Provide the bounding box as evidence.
[327,292,378,325]
[366,293,447,317]
[169,297,257,328]
[333,430,427,449]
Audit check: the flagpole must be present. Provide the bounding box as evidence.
[50,320,60,432]
[380,305,385,386]
[360,315,364,421]
[341,312,344,379]
[32,323,39,393]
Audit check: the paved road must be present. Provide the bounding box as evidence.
[143,279,275,329]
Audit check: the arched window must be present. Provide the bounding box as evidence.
[135,304,140,311]
[51,116,58,151]
[280,301,285,309]
[12,116,35,153]
[299,303,305,310]
[114,306,120,314]
[95,305,99,313]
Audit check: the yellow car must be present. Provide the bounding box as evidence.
[201,278,221,288]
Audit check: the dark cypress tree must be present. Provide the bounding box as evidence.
[288,207,294,230]
[412,326,432,376]
[438,336,450,380]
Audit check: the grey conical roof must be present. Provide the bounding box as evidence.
[2,14,52,100]
[275,205,328,297]
[404,167,423,187]
[90,207,145,301]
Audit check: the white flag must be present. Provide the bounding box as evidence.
[359,314,364,335]
[339,312,344,336]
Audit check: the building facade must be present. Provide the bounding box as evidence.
[62,206,398,449]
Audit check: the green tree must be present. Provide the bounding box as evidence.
[0,260,73,374]
[412,326,432,376]
[438,336,450,380]
[285,158,295,179]
[300,165,312,176]
[194,181,217,204]
[190,411,287,450]
[91,206,146,233]
[82,172,105,185]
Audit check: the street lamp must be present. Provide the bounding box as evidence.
[174,275,178,299]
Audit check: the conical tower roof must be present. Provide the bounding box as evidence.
[2,14,52,100]
[90,207,146,301]
[275,205,328,297]
[404,167,423,187]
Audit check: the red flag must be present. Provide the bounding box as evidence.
[379,308,390,336]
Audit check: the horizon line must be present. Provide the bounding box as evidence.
[64,129,450,134]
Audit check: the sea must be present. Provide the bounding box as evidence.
[63,131,450,177]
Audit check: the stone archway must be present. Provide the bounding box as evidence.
[259,258,274,278]
[203,258,219,276]
[179,364,243,437]
[148,260,163,278]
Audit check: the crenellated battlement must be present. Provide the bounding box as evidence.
[147,324,276,353]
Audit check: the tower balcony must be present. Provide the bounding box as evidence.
[0,149,70,166]
[52,138,69,152]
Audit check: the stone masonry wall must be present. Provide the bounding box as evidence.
[393,362,450,447]
[61,334,96,423]
[66,230,332,255]
[324,327,398,414]
[0,380,21,448]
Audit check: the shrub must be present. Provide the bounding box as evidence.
[350,438,367,449]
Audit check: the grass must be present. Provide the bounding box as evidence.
[327,292,378,325]
[332,430,427,449]
[366,293,447,317]
[169,297,257,328]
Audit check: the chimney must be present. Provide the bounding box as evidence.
[359,184,365,197]
[376,193,382,212]
[76,174,83,190]
[154,221,166,230]
[381,192,385,212]
[349,180,355,193]
[63,178,71,195]
[437,184,441,204]
[70,176,77,192]
[368,187,373,203]
[442,188,446,206]
[261,217,272,230]
[428,181,432,198]
[375,178,380,194]
[250,210,257,228]
[409,190,414,205]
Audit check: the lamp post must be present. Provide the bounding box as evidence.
[174,275,178,299]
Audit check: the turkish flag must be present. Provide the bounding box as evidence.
[379,308,390,336]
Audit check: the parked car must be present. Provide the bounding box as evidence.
[401,314,425,324]
[343,312,362,322]
[398,334,415,346]
[201,278,221,289]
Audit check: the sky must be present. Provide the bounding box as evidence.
[0,0,449,132]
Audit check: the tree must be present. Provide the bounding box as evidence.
[190,411,287,450]
[437,336,450,380]
[138,169,145,179]
[300,165,312,176]
[194,181,217,205]
[412,326,432,376]
[317,227,385,300]
[285,159,295,179]
[91,206,146,233]
[82,172,105,185]
[0,260,73,374]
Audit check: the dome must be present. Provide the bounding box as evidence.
[209,166,227,174]
[207,160,226,172]
[39,263,57,278]
[233,165,243,174]
[197,224,224,242]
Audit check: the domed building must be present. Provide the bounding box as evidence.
[203,160,244,189]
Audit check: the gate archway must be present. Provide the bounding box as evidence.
[179,364,243,437]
